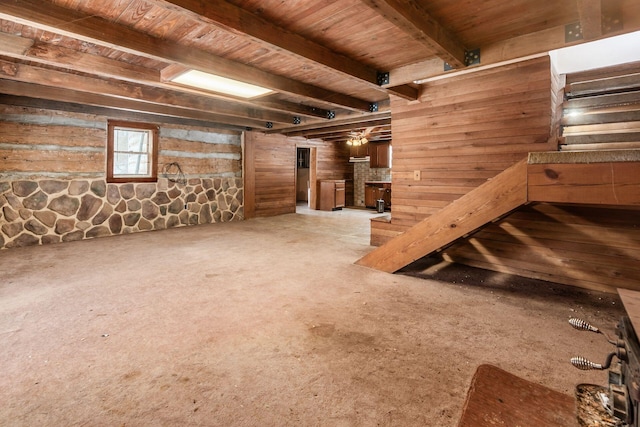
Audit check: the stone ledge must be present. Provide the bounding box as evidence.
[528,149,640,164]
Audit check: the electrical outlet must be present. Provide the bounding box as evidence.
[413,170,421,181]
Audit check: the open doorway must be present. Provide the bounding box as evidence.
[296,147,311,208]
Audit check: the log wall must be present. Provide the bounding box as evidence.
[243,131,352,218]
[381,56,640,292]
[0,104,243,249]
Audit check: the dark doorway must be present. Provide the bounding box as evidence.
[296,147,310,205]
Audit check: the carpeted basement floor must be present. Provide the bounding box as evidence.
[0,207,624,426]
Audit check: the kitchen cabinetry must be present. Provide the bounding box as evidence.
[364,185,377,208]
[318,180,345,211]
[369,142,390,168]
[364,181,391,210]
[349,143,369,158]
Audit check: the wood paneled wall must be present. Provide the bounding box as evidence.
[244,132,296,218]
[389,56,557,228]
[445,204,640,293]
[381,56,640,292]
[243,131,352,218]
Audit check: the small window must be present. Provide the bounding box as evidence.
[107,120,159,183]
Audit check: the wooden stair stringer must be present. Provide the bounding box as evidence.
[355,159,529,273]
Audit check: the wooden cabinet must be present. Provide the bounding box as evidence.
[349,143,369,158]
[349,142,390,167]
[369,142,390,168]
[364,185,377,208]
[318,180,345,211]
[364,182,391,209]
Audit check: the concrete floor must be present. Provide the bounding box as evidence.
[0,206,624,426]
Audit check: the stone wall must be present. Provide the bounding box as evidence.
[353,161,391,207]
[0,177,243,249]
[0,104,245,250]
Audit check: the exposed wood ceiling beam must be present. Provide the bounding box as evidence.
[577,0,603,40]
[0,80,270,129]
[384,84,419,101]
[0,0,375,112]
[411,25,593,85]
[165,0,377,86]
[249,95,336,120]
[0,32,159,83]
[360,0,467,68]
[0,59,299,127]
[408,10,637,85]
[0,32,330,121]
[278,113,391,137]
[316,129,391,141]
[0,94,248,131]
[384,59,445,86]
[165,0,418,101]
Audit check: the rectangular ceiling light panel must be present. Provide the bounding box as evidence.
[171,70,272,98]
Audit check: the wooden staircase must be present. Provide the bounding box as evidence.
[355,159,529,273]
[356,62,640,274]
[356,151,640,273]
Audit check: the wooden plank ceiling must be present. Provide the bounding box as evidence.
[0,0,637,143]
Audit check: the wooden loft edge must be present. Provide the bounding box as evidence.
[528,158,640,206]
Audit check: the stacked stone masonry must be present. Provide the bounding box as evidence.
[0,177,243,249]
[353,161,391,207]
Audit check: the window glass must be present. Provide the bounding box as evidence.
[107,121,158,183]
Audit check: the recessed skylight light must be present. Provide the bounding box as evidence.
[171,70,272,98]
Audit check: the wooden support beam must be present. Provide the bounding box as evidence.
[0,94,247,131]
[0,33,331,120]
[0,0,374,112]
[1,33,160,83]
[281,119,391,137]
[396,0,636,85]
[360,0,467,68]
[0,59,298,125]
[0,29,34,55]
[385,58,445,87]
[577,0,603,40]
[356,159,528,273]
[277,113,391,137]
[165,0,379,87]
[385,84,419,101]
[0,79,270,130]
[164,1,418,100]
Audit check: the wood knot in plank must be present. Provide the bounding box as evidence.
[0,62,18,77]
[544,168,559,180]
